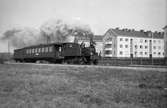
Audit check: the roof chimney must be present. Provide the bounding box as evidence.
[140,30,144,32]
[154,31,158,34]
[146,31,152,37]
[116,27,119,30]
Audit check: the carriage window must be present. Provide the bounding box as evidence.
[28,49,31,54]
[32,49,34,53]
[50,46,53,52]
[26,49,28,54]
[37,48,39,53]
[42,47,45,52]
[45,47,49,52]
[33,48,35,53]
[38,48,41,53]
[35,48,38,53]
[29,49,31,54]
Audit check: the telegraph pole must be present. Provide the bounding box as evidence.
[8,40,10,60]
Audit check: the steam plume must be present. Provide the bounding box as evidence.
[40,19,93,43]
[1,18,94,49]
[1,27,40,48]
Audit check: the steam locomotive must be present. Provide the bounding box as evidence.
[13,42,99,65]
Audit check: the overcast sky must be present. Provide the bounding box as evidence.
[0,0,166,52]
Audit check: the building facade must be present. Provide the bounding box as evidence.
[163,26,167,58]
[103,28,164,58]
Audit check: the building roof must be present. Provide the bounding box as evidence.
[108,28,164,39]
[163,25,167,29]
[77,35,103,42]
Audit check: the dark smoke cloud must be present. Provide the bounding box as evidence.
[1,27,41,48]
[40,19,93,43]
[1,19,94,49]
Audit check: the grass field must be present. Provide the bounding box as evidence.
[0,63,166,108]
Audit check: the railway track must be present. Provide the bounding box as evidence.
[4,62,167,72]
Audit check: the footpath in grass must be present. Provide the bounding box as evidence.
[0,64,166,108]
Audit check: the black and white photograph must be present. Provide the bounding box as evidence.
[0,0,167,107]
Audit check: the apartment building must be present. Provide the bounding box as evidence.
[103,28,164,58]
[163,25,167,58]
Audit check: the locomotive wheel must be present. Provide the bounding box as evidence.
[80,57,86,65]
[93,59,98,65]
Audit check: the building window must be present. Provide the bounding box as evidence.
[120,51,123,55]
[140,52,143,55]
[153,40,156,43]
[135,45,137,49]
[135,52,137,55]
[120,38,123,41]
[105,44,112,48]
[163,52,164,55]
[153,52,156,54]
[145,40,147,43]
[158,46,161,49]
[145,52,147,55]
[153,46,156,49]
[158,40,161,43]
[140,39,143,43]
[140,45,143,49]
[106,38,112,41]
[158,52,161,55]
[120,44,123,48]
[145,46,148,49]
[125,45,128,48]
[105,50,112,54]
[125,38,128,41]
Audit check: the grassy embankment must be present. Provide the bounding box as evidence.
[0,64,166,108]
